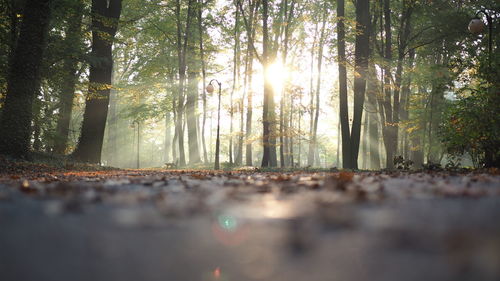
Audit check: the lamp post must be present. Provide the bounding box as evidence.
[133,120,140,169]
[469,10,497,167]
[468,9,493,72]
[206,79,222,170]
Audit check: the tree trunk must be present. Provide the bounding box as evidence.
[0,0,52,158]
[235,95,244,165]
[361,112,368,169]
[279,0,295,167]
[105,86,118,166]
[289,91,294,166]
[382,0,394,169]
[54,0,83,154]
[165,111,171,163]
[197,0,208,164]
[241,0,259,167]
[400,48,415,160]
[307,21,318,167]
[186,10,201,165]
[337,0,351,169]
[411,86,426,168]
[229,7,241,165]
[349,0,370,169]
[392,3,413,158]
[174,0,195,167]
[366,64,381,169]
[186,69,201,164]
[261,0,277,167]
[245,48,254,166]
[73,0,122,163]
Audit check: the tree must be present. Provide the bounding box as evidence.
[53,0,84,154]
[337,0,370,169]
[307,1,327,167]
[260,0,277,167]
[239,0,260,167]
[72,0,122,163]
[337,0,350,169]
[0,0,52,158]
[350,0,370,169]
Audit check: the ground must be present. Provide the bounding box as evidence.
[0,164,500,281]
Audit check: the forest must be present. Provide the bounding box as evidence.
[0,1,499,281]
[0,0,498,169]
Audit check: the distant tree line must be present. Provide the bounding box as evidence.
[0,0,497,168]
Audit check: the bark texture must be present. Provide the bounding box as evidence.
[0,0,52,158]
[72,0,122,163]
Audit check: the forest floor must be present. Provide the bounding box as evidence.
[1,159,500,281]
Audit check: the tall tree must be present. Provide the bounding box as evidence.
[279,0,295,167]
[0,0,52,158]
[307,1,327,167]
[337,0,351,169]
[185,0,201,165]
[260,0,275,167]
[379,0,394,169]
[241,0,260,166]
[72,0,122,163]
[337,0,370,169]
[53,0,84,154]
[173,0,196,167]
[229,5,241,165]
[349,0,370,168]
[197,0,209,164]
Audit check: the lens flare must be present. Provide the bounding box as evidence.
[217,214,238,231]
[213,267,221,279]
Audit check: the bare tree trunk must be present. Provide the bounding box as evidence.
[400,48,415,160]
[309,3,327,167]
[229,7,241,165]
[165,111,171,163]
[73,0,122,163]
[349,0,370,169]
[261,0,277,167]
[174,0,195,167]
[186,11,202,165]
[392,3,413,157]
[381,0,394,169]
[172,95,178,163]
[186,68,201,164]
[278,0,295,168]
[242,0,259,167]
[235,95,244,165]
[411,86,426,168]
[32,98,43,152]
[197,0,208,164]
[54,0,83,154]
[245,50,254,166]
[337,0,351,169]
[307,20,318,167]
[289,92,294,166]
[367,64,381,170]
[336,117,340,167]
[106,86,118,166]
[0,0,52,158]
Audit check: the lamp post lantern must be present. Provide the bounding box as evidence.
[469,10,493,71]
[207,79,222,170]
[469,9,497,167]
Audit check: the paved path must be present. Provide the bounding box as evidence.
[1,170,499,281]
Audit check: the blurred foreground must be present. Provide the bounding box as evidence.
[1,169,500,281]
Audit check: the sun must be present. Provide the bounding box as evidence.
[266,62,288,98]
[250,61,289,103]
